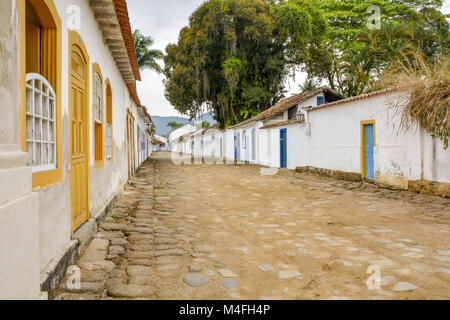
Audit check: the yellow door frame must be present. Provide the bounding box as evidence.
[360,120,376,179]
[69,30,90,232]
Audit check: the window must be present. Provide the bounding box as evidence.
[94,74,102,123]
[242,130,246,149]
[105,81,113,159]
[23,0,62,187]
[92,64,104,167]
[317,96,324,106]
[26,74,56,172]
[288,106,298,119]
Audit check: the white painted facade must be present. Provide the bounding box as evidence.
[168,124,195,152]
[303,91,450,187]
[152,134,168,151]
[183,89,449,192]
[0,0,152,299]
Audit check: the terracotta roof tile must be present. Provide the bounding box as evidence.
[230,87,343,129]
[306,87,400,112]
[260,119,302,130]
[113,0,141,81]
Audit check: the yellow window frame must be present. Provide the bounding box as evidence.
[105,79,114,162]
[19,0,62,190]
[92,63,104,169]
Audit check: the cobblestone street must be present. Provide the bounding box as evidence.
[56,152,450,300]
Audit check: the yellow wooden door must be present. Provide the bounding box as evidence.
[70,48,89,231]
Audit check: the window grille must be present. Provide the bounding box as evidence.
[94,73,102,123]
[26,73,57,173]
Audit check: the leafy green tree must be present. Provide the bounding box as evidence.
[164,0,328,127]
[133,29,164,73]
[167,121,184,130]
[201,121,211,129]
[304,0,449,95]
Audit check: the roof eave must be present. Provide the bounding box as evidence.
[90,0,141,83]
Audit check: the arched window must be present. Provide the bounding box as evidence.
[92,63,104,168]
[23,0,62,186]
[26,73,56,172]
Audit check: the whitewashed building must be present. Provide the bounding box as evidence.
[230,87,343,167]
[0,0,152,299]
[152,134,168,151]
[298,89,450,193]
[193,87,449,196]
[168,123,195,152]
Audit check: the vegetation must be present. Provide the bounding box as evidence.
[380,55,450,149]
[164,0,327,127]
[133,29,164,73]
[305,0,449,96]
[163,0,449,128]
[202,121,211,129]
[167,121,185,130]
[299,78,320,92]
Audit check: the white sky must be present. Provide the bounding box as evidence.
[128,0,450,117]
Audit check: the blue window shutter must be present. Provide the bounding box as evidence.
[317,96,324,106]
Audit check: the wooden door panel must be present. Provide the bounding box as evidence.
[70,48,89,232]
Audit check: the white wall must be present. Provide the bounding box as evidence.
[305,92,450,186]
[38,0,148,272]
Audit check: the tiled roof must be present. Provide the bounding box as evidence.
[203,123,219,133]
[113,0,141,81]
[260,119,302,130]
[306,87,400,112]
[127,83,141,107]
[230,87,344,129]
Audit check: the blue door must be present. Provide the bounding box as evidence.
[364,124,374,180]
[234,134,237,160]
[280,129,287,168]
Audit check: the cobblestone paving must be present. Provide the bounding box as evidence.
[56,152,450,300]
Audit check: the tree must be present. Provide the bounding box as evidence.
[164,0,328,127]
[202,121,210,129]
[304,0,449,95]
[167,121,184,131]
[299,78,320,92]
[133,29,164,73]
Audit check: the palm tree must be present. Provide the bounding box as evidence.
[132,29,164,73]
[299,78,320,92]
[357,21,417,70]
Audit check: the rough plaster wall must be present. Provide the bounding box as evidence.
[38,113,71,270]
[0,0,19,145]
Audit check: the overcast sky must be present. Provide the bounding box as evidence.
[128,0,450,117]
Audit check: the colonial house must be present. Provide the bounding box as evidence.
[168,123,195,152]
[298,88,450,194]
[195,87,449,196]
[201,124,225,160]
[0,0,152,299]
[152,134,168,152]
[229,87,343,167]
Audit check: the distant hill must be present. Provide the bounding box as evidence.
[193,111,216,126]
[151,116,189,136]
[151,111,216,136]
